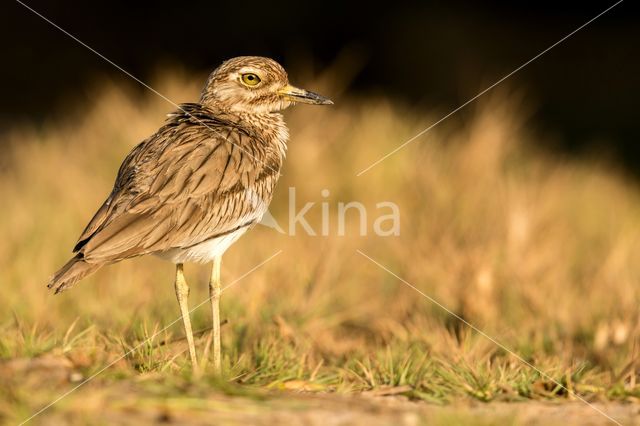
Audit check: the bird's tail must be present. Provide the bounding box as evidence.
[47,255,102,294]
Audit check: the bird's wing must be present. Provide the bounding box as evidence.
[74,104,281,263]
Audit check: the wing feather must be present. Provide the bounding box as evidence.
[76,104,282,263]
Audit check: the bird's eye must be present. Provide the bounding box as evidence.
[241,73,261,86]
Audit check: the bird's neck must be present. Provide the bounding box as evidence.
[191,101,289,164]
[237,110,289,160]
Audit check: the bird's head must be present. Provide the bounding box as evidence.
[200,56,333,113]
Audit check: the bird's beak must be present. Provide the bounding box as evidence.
[278,84,333,105]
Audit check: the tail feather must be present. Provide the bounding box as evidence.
[47,255,102,294]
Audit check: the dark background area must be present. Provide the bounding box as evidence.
[2,1,638,175]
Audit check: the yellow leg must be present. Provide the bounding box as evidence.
[175,263,199,375]
[209,256,222,374]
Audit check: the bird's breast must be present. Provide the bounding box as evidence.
[242,112,289,159]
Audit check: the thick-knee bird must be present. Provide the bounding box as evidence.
[47,56,332,374]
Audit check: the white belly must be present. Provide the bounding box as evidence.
[155,227,249,264]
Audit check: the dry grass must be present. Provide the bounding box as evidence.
[1,67,639,424]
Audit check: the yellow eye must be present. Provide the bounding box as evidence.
[241,73,261,86]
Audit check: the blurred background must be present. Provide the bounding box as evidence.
[2,0,639,176]
[1,1,640,417]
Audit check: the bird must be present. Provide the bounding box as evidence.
[46,56,333,374]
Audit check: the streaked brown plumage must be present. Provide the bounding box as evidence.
[47,56,332,373]
[50,101,284,289]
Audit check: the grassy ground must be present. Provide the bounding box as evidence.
[1,66,639,425]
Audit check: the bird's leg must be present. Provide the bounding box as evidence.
[209,256,222,374]
[174,263,199,375]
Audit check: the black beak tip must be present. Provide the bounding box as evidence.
[306,90,333,105]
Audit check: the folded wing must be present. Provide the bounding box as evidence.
[74,104,280,264]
